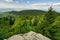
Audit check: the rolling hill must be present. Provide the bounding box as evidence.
[6,10,46,16]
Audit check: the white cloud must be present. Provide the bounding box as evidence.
[0,2,60,12]
[29,3,51,10]
[28,2,60,11]
[53,3,60,6]
[32,2,60,6]
[27,1,30,4]
[0,2,24,8]
[5,0,13,2]
[32,3,50,6]
[16,1,19,4]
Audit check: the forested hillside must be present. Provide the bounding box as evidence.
[0,7,60,40]
[8,10,46,15]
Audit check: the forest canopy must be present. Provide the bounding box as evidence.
[0,7,60,40]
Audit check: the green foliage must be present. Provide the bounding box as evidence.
[0,7,60,40]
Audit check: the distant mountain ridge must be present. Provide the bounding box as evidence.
[0,10,60,17]
[6,10,47,15]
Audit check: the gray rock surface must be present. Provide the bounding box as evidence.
[5,31,51,40]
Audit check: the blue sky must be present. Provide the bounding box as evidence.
[0,0,60,12]
[0,0,60,4]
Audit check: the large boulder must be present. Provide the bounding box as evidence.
[5,31,51,40]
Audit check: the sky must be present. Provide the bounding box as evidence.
[0,0,60,12]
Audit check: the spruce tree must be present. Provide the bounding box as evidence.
[40,7,58,38]
[44,7,58,24]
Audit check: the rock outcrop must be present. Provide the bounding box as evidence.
[5,31,51,40]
